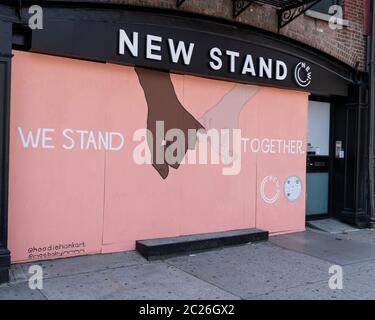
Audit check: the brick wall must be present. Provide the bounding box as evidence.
[281,0,368,71]
[60,0,368,71]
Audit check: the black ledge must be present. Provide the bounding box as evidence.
[136,228,269,260]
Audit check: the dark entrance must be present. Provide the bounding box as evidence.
[306,84,369,228]
[330,85,369,228]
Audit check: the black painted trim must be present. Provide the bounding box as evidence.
[0,249,11,284]
[306,214,330,221]
[0,20,12,284]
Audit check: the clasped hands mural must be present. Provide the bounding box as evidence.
[135,67,259,179]
[9,51,308,262]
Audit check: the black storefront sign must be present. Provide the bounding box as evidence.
[31,20,349,96]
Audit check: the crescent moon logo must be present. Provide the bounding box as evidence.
[294,62,312,88]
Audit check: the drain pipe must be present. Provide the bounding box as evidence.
[369,0,375,227]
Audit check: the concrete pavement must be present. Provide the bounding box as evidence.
[1,228,375,300]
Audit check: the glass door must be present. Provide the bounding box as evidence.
[306,101,331,218]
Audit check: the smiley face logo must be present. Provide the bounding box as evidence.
[294,62,312,88]
[284,176,302,202]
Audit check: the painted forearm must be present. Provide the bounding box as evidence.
[135,67,179,111]
[215,84,259,114]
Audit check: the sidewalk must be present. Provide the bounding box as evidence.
[1,228,375,300]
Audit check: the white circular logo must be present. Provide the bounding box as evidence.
[260,176,280,204]
[284,176,302,202]
[294,62,312,88]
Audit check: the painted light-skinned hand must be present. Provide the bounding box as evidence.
[199,84,259,161]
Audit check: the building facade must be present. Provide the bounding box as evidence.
[0,0,372,283]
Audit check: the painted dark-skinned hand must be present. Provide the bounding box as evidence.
[135,67,204,179]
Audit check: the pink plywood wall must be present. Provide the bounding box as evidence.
[8,51,308,263]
